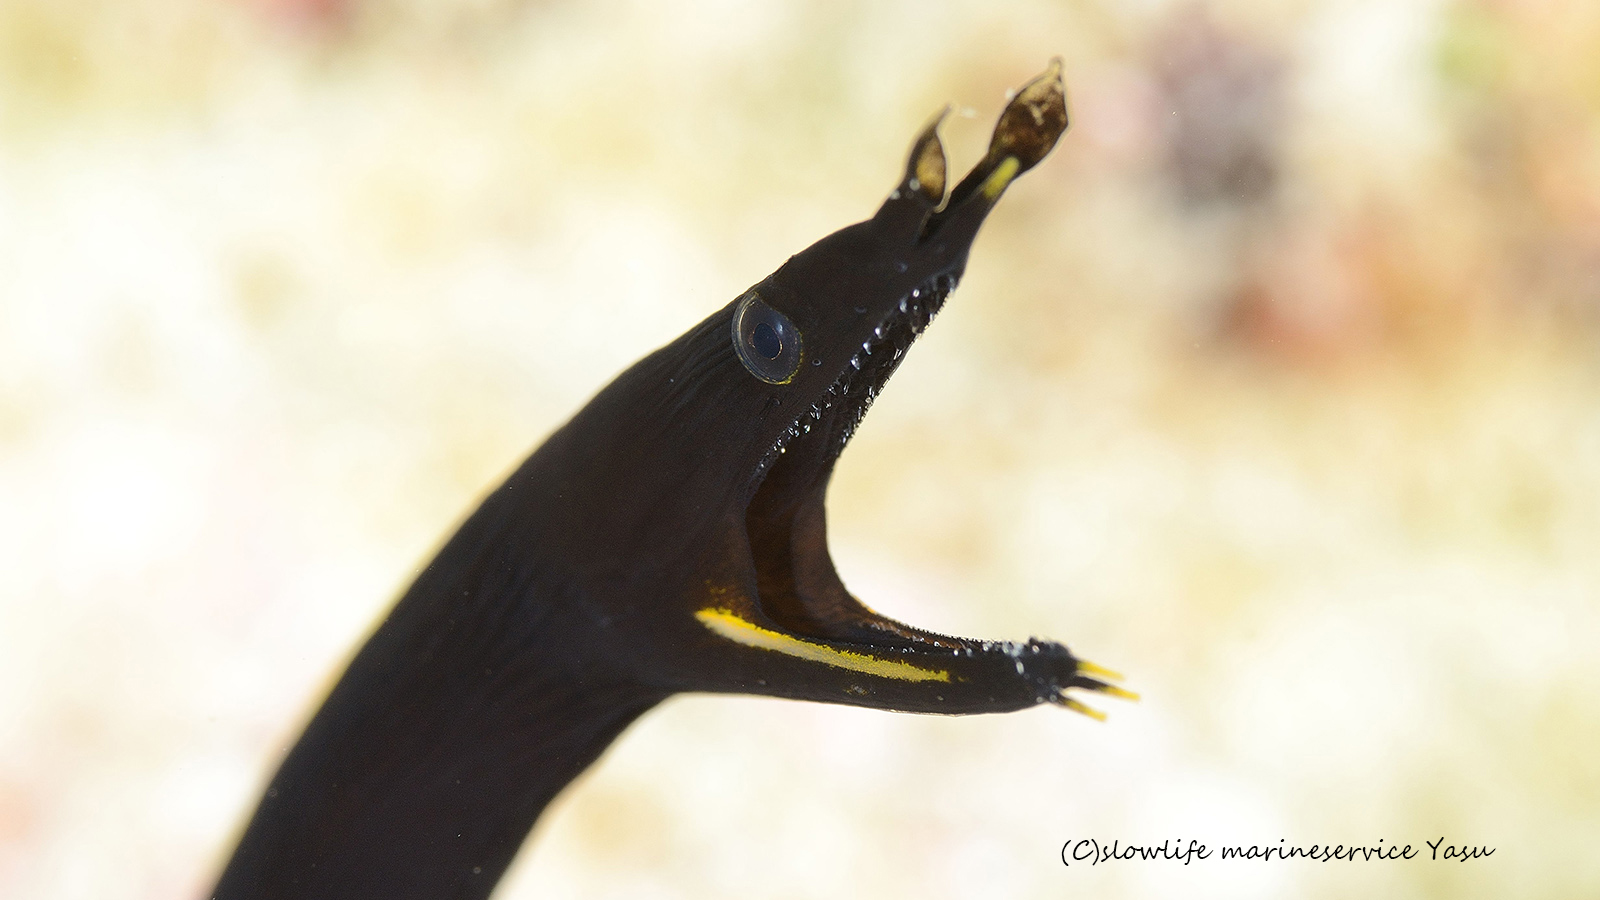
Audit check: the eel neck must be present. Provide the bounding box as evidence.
[210,487,667,900]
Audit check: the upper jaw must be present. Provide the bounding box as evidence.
[752,265,959,486]
[751,56,1072,484]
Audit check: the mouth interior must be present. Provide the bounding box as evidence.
[742,272,960,648]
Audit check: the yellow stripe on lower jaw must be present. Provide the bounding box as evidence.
[695,608,951,683]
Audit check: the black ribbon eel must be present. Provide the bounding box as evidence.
[211,58,1133,900]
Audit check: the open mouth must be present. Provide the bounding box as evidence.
[743,269,959,647]
[701,58,1134,719]
[736,268,1133,717]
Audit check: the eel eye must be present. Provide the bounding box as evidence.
[731,291,803,384]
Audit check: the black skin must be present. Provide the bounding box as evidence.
[211,60,1128,900]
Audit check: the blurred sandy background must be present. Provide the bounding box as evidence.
[2,0,1598,897]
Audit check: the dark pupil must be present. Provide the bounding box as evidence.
[751,321,783,360]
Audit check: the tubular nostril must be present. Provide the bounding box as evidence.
[907,108,949,204]
[917,59,1068,242]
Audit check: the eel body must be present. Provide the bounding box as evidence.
[212,59,1130,900]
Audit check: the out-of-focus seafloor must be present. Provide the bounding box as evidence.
[1,1,1596,898]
